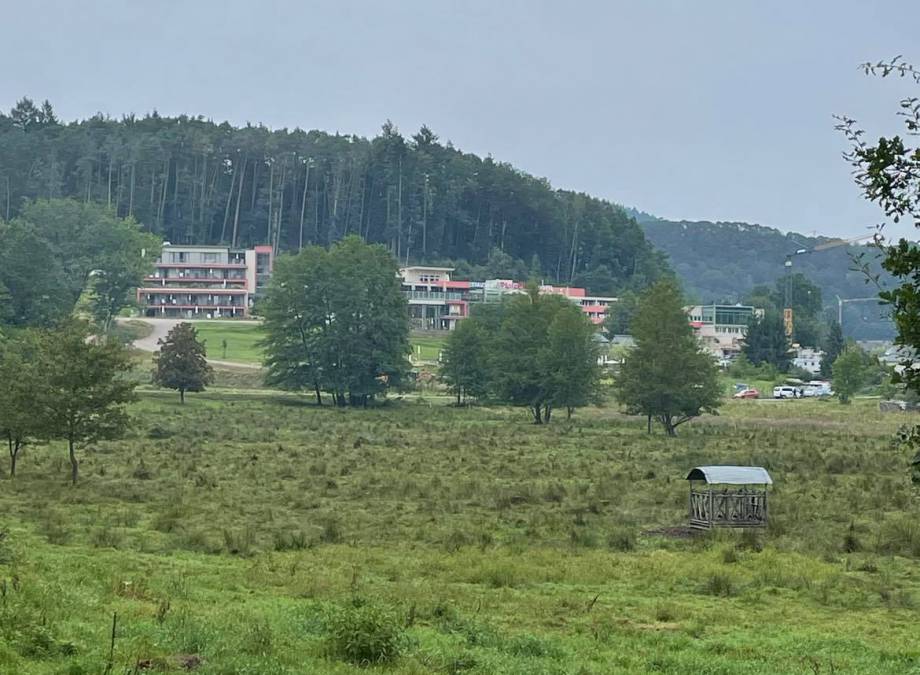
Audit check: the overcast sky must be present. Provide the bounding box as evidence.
[2,1,918,239]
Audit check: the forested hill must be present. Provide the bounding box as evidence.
[0,98,667,296]
[630,210,894,339]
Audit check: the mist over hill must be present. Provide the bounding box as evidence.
[627,209,893,339]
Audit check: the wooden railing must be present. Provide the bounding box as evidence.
[689,489,768,529]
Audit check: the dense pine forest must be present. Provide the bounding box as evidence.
[0,98,667,295]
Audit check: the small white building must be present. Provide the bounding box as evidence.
[792,346,824,374]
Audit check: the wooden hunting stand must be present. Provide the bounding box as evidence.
[687,466,772,529]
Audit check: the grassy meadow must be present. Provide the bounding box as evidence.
[2,373,920,673]
[185,321,446,366]
[191,322,266,364]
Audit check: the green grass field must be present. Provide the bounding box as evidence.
[2,386,919,673]
[186,322,447,365]
[191,322,266,364]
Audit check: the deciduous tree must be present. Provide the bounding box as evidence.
[490,287,601,423]
[0,330,45,477]
[441,318,490,405]
[832,346,867,405]
[261,236,410,407]
[42,322,136,484]
[153,323,214,403]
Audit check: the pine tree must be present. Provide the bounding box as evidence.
[614,280,721,435]
[820,321,845,378]
[153,323,214,403]
[742,312,791,371]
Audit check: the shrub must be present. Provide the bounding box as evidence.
[273,530,310,551]
[607,528,636,552]
[324,600,405,666]
[319,518,343,544]
[701,573,736,597]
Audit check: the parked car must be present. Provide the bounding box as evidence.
[773,385,801,399]
[802,381,833,397]
[733,388,760,399]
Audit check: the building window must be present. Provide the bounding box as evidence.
[201,252,219,264]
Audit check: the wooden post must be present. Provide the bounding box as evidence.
[708,489,713,528]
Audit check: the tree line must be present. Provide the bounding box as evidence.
[0,99,669,297]
[0,198,158,331]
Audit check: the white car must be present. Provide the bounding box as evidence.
[773,385,801,399]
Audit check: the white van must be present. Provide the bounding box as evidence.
[773,385,800,399]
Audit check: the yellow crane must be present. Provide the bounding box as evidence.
[783,234,875,336]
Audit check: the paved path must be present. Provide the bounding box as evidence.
[119,318,263,370]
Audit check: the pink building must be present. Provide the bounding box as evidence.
[137,244,273,319]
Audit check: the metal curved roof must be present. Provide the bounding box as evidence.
[686,466,772,485]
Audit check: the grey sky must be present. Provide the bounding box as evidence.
[2,1,918,239]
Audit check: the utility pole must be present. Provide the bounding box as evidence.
[782,234,874,337]
[835,295,878,334]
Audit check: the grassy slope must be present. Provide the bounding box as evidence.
[1,396,919,673]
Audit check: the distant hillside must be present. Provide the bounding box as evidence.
[629,211,893,339]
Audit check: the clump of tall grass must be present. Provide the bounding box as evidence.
[324,599,405,666]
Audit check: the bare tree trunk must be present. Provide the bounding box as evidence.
[157,158,170,231]
[69,437,78,485]
[314,381,323,406]
[397,160,403,259]
[422,175,429,254]
[274,161,286,255]
[128,162,136,217]
[299,161,310,249]
[266,160,274,244]
[107,157,114,207]
[7,436,20,478]
[220,160,237,243]
[231,157,247,247]
[180,388,185,404]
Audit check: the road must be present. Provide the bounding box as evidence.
[119,317,263,370]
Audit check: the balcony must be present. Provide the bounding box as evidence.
[404,290,463,302]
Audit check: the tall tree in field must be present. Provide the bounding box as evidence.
[42,322,136,484]
[324,237,411,405]
[832,346,867,405]
[742,312,791,372]
[261,246,331,405]
[545,306,601,418]
[440,317,490,405]
[489,287,601,423]
[614,280,721,435]
[0,330,45,477]
[261,236,410,406]
[153,323,214,403]
[820,321,845,378]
